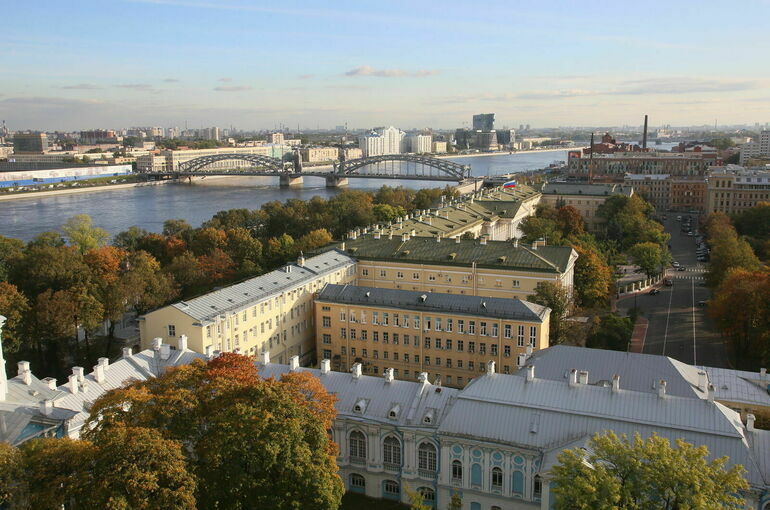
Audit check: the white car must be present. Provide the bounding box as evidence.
[673,262,680,268]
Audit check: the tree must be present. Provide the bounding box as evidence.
[709,269,770,363]
[585,314,634,351]
[0,441,22,507]
[296,228,333,254]
[528,282,571,345]
[520,216,562,245]
[706,218,762,287]
[0,236,24,282]
[165,251,205,296]
[62,214,109,253]
[556,205,585,237]
[551,432,748,510]
[571,243,612,308]
[190,227,227,256]
[162,218,193,238]
[198,248,236,284]
[373,203,407,223]
[265,233,297,268]
[629,241,669,279]
[122,251,179,314]
[84,353,343,510]
[0,282,30,353]
[114,225,149,251]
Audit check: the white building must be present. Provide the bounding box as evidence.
[740,131,770,164]
[358,127,405,157]
[409,134,432,154]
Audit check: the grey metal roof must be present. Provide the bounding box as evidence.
[169,250,356,322]
[701,365,770,408]
[542,182,633,197]
[519,345,705,399]
[317,284,550,323]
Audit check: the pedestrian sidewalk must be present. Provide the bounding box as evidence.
[629,316,649,353]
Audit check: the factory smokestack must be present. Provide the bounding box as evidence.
[642,115,648,150]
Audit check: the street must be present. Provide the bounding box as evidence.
[618,214,728,367]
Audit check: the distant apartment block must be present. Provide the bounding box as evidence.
[740,131,770,164]
[568,151,712,178]
[12,132,48,154]
[539,183,634,231]
[707,167,770,214]
[472,113,495,131]
[359,127,405,157]
[431,141,447,153]
[301,146,340,164]
[408,134,432,154]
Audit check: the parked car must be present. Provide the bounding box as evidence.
[677,266,686,271]
[698,300,707,306]
[687,232,694,236]
[673,261,680,267]
[649,289,660,295]
[664,279,673,286]
[697,257,708,262]
[676,215,682,221]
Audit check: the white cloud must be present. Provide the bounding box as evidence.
[213,85,252,92]
[344,65,440,78]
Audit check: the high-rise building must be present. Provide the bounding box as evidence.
[408,134,432,153]
[740,131,770,164]
[358,126,405,157]
[267,132,285,144]
[472,113,495,131]
[12,132,48,153]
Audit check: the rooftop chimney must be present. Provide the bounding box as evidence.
[384,367,394,383]
[351,363,362,379]
[68,374,79,394]
[289,355,299,371]
[513,238,519,248]
[657,380,667,398]
[526,345,533,356]
[531,242,538,251]
[93,364,105,384]
[72,367,84,383]
[204,345,213,358]
[374,231,381,240]
[178,335,188,351]
[98,357,109,371]
[568,369,578,387]
[697,370,707,391]
[761,368,767,380]
[612,374,621,392]
[455,236,461,243]
[18,361,32,386]
[642,114,648,150]
[480,237,487,245]
[159,343,171,360]
[526,365,535,382]
[152,337,162,350]
[578,370,589,385]
[418,372,429,384]
[42,377,57,390]
[486,360,496,375]
[320,359,330,374]
[747,413,756,432]
[261,351,270,364]
[122,347,133,358]
[707,383,715,402]
[40,399,53,416]
[297,254,305,267]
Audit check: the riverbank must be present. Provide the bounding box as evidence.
[438,147,578,159]
[0,179,174,202]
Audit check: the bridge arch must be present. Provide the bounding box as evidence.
[338,155,469,180]
[176,153,286,173]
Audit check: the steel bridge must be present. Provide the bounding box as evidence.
[152,153,471,187]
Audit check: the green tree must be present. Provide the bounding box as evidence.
[572,243,612,308]
[551,432,748,510]
[706,217,762,287]
[113,225,149,251]
[585,314,634,351]
[0,441,22,507]
[373,203,407,223]
[62,214,109,253]
[165,251,205,296]
[520,216,562,245]
[0,236,24,282]
[629,241,669,279]
[528,282,571,345]
[84,353,343,510]
[122,251,179,314]
[265,233,297,268]
[162,218,193,239]
[0,282,30,353]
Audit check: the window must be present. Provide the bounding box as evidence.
[322,334,331,344]
[396,271,404,279]
[383,436,402,466]
[418,487,435,504]
[394,314,399,326]
[445,339,452,350]
[517,325,525,347]
[361,330,368,340]
[446,319,453,332]
[491,323,498,337]
[349,473,366,493]
[383,480,400,499]
[424,356,430,366]
[533,475,542,498]
[418,443,437,472]
[480,322,487,335]
[323,349,331,359]
[479,343,486,354]
[468,361,474,371]
[413,272,420,280]
[504,345,511,357]
[402,314,409,328]
[380,270,386,277]
[530,326,537,346]
[457,340,464,352]
[451,460,463,482]
[383,332,389,343]
[491,467,503,489]
[468,321,475,334]
[512,280,520,288]
[435,357,441,366]
[373,331,379,342]
[435,317,442,331]
[362,349,368,358]
[349,431,367,461]
[340,311,346,321]
[428,274,436,281]
[373,312,379,325]
[340,328,347,339]
[504,324,512,338]
[468,342,475,353]
[491,344,498,355]
[322,316,331,328]
[424,337,431,349]
[362,268,369,276]
[383,313,389,326]
[393,333,399,344]
[457,359,463,368]
[167,325,176,337]
[435,338,442,349]
[414,316,420,330]
[350,329,356,340]
[206,325,211,338]
[446,359,452,368]
[458,320,465,333]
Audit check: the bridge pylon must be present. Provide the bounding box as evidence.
[279,174,304,187]
[325,174,349,188]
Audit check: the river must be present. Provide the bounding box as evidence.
[1,151,569,241]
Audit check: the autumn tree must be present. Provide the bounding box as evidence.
[528,282,572,345]
[556,205,585,237]
[62,214,109,253]
[0,236,24,282]
[265,233,297,268]
[706,219,762,287]
[0,282,30,353]
[0,441,22,507]
[551,432,748,510]
[520,216,563,245]
[373,203,407,223]
[571,243,612,308]
[296,228,333,254]
[84,353,343,510]
[122,250,179,314]
[165,251,205,296]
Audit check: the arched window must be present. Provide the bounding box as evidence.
[451,460,463,482]
[533,474,542,499]
[383,436,402,467]
[349,431,367,461]
[512,470,524,496]
[470,503,481,510]
[491,467,503,489]
[491,507,501,510]
[383,479,400,500]
[418,487,436,504]
[471,463,482,487]
[418,442,437,472]
[349,473,366,493]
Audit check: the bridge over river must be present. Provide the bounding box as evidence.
[144,153,472,187]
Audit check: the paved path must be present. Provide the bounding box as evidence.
[629,316,649,353]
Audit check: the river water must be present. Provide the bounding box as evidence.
[1,151,569,241]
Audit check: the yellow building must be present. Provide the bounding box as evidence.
[315,284,550,387]
[139,251,356,364]
[300,146,340,164]
[707,168,770,214]
[539,182,634,231]
[337,233,577,301]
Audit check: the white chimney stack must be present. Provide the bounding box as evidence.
[18,361,32,386]
[578,370,589,385]
[747,414,756,432]
[486,360,496,375]
[418,372,429,383]
[152,337,162,350]
[122,347,133,358]
[178,335,188,351]
[40,399,53,416]
[697,370,707,391]
[289,355,300,370]
[526,345,533,356]
[261,351,270,364]
[612,374,621,392]
[513,238,519,248]
[42,377,57,390]
[93,364,105,384]
[320,359,330,374]
[657,380,667,398]
[526,365,535,382]
[72,366,84,383]
[707,384,715,402]
[384,367,394,383]
[480,237,487,245]
[351,363,362,379]
[531,242,538,251]
[568,369,578,387]
[160,343,171,360]
[761,368,767,380]
[68,374,79,394]
[455,236,461,243]
[98,357,109,371]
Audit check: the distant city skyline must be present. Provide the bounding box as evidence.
[2,0,770,131]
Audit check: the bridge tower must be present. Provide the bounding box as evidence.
[325,174,349,188]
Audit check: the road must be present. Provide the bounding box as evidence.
[618,214,728,367]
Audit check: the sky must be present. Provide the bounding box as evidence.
[2,0,770,131]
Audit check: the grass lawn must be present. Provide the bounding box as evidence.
[340,493,410,510]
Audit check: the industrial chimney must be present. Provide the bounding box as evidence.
[642,114,648,150]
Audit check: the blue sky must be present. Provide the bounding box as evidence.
[2,0,769,131]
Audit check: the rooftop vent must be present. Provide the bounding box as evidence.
[423,409,434,424]
[388,404,401,419]
[420,294,428,302]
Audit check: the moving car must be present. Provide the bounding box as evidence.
[664,279,673,286]
[649,289,660,295]
[673,261,680,268]
[677,266,686,271]
[698,300,707,306]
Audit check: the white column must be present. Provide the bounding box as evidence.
[0,316,7,402]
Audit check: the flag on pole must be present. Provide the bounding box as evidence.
[503,180,517,188]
